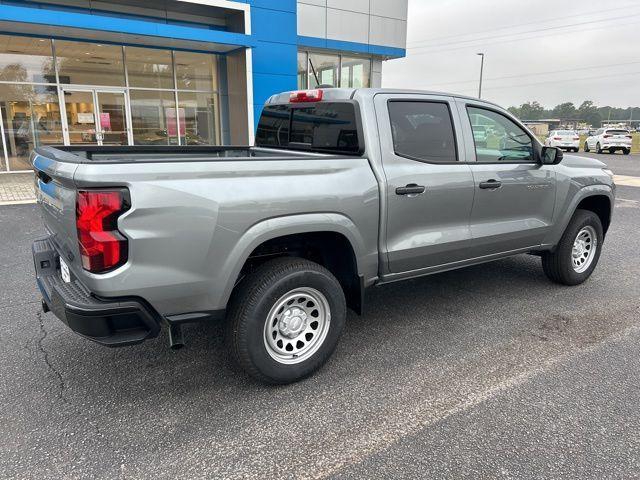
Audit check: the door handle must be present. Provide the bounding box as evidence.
[479,179,502,189]
[396,184,426,196]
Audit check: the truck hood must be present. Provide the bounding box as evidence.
[561,154,607,169]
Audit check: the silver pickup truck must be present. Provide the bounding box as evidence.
[32,88,615,384]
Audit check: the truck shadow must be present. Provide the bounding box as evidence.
[42,254,553,400]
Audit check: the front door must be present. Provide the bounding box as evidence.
[459,101,556,257]
[375,93,476,275]
[62,89,131,146]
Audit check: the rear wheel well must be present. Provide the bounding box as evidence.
[237,232,363,314]
[576,195,611,235]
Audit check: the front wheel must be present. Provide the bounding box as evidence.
[596,142,603,154]
[542,209,603,286]
[226,257,346,384]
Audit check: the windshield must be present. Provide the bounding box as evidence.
[256,102,362,155]
[556,130,576,135]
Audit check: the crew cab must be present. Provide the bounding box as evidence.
[32,88,615,384]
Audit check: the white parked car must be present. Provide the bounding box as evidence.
[544,130,580,152]
[584,128,632,155]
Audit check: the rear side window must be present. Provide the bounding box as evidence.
[388,101,457,163]
[256,102,361,154]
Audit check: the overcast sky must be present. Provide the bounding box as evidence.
[382,0,640,109]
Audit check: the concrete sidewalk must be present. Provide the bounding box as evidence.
[0,173,36,205]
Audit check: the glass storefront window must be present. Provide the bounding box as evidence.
[126,47,174,90]
[297,52,308,90]
[63,90,97,145]
[308,53,340,88]
[299,51,373,89]
[55,40,125,86]
[96,91,128,146]
[0,84,62,170]
[0,38,223,172]
[0,35,55,84]
[130,90,179,146]
[175,51,218,91]
[178,92,218,145]
[341,56,371,88]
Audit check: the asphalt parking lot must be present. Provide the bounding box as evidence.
[1,152,639,479]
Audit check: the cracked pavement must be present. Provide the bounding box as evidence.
[1,154,639,479]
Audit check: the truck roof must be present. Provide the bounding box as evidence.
[265,88,503,110]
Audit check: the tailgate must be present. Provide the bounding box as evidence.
[32,151,81,270]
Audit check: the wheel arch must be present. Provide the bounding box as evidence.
[219,214,374,315]
[543,185,614,249]
[575,194,612,236]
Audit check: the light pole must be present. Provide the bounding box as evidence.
[477,53,485,99]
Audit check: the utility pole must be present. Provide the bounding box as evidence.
[477,53,485,99]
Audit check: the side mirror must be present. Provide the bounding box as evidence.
[541,146,563,165]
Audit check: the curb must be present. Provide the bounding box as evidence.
[0,199,37,206]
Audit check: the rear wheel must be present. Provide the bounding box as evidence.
[584,142,590,152]
[624,148,631,155]
[542,209,603,286]
[226,257,346,384]
[609,148,617,154]
[596,142,603,154]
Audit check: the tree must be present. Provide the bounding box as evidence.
[552,102,576,121]
[577,100,601,127]
[510,101,545,120]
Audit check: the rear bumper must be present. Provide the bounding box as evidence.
[33,237,161,347]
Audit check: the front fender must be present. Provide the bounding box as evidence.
[543,184,615,248]
[215,213,377,309]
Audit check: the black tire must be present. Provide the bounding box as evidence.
[596,142,602,154]
[542,209,603,286]
[226,257,346,384]
[609,148,616,154]
[624,148,630,155]
[584,142,590,152]
[574,148,580,153]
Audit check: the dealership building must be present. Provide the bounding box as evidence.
[0,0,407,173]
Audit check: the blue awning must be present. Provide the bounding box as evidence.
[0,4,255,53]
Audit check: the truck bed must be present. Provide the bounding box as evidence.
[36,145,344,165]
[32,145,380,317]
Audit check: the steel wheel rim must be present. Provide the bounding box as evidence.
[571,226,597,273]
[263,287,331,365]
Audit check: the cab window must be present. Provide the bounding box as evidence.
[467,106,534,162]
[388,101,458,163]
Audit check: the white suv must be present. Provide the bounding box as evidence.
[585,128,632,154]
[544,130,580,152]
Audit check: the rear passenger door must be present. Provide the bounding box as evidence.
[375,94,476,274]
[457,100,556,257]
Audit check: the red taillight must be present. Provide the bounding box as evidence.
[289,89,323,103]
[553,137,562,140]
[627,135,633,139]
[573,137,580,140]
[76,189,130,273]
[603,135,612,138]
